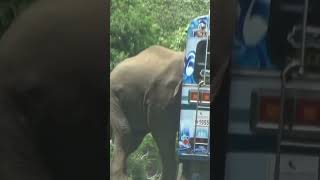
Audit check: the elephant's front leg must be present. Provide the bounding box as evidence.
[152,128,178,180]
[111,131,146,180]
[110,135,129,180]
[110,99,130,180]
[150,109,178,180]
[110,99,146,180]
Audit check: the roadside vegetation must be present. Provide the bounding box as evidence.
[110,1,209,179]
[110,0,210,70]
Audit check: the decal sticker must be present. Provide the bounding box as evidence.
[187,16,209,38]
[233,0,276,69]
[183,51,196,84]
[178,110,210,156]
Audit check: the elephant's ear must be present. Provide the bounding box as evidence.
[146,55,184,110]
[161,78,183,109]
[146,77,182,111]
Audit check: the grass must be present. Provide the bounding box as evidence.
[110,134,162,180]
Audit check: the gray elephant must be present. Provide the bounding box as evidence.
[0,0,108,180]
[110,45,184,180]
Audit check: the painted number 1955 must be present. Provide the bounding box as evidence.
[197,119,209,126]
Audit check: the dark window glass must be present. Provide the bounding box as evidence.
[194,39,210,82]
[268,0,320,71]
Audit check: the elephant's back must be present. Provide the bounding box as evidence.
[110,45,184,92]
[111,46,183,78]
[136,45,184,65]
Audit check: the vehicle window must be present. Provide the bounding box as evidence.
[195,39,210,83]
[268,0,320,71]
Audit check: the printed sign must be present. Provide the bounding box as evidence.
[197,111,210,127]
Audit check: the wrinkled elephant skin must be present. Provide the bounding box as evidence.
[110,46,184,180]
[0,0,108,180]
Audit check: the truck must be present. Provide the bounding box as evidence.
[178,0,320,179]
[177,13,210,180]
[226,0,320,179]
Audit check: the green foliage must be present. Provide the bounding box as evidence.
[110,0,161,71]
[110,0,209,71]
[110,48,129,70]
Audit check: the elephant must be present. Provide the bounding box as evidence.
[110,45,184,180]
[0,0,108,180]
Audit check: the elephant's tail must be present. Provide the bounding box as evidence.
[110,125,114,143]
[110,127,112,140]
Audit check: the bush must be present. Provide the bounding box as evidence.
[110,0,210,71]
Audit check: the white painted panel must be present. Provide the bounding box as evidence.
[225,153,319,180]
[277,155,318,180]
[225,153,274,180]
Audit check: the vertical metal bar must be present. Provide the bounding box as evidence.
[274,80,285,180]
[274,0,309,177]
[193,87,201,152]
[299,0,309,75]
[205,10,210,155]
[207,104,210,155]
[204,11,210,84]
[274,72,286,180]
[274,60,300,180]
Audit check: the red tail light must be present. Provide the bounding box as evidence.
[189,91,199,102]
[260,96,281,123]
[189,90,210,104]
[201,91,210,103]
[252,89,320,139]
[296,98,320,126]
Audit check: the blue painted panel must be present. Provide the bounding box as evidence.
[178,15,211,159]
[233,0,278,70]
[183,15,210,85]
